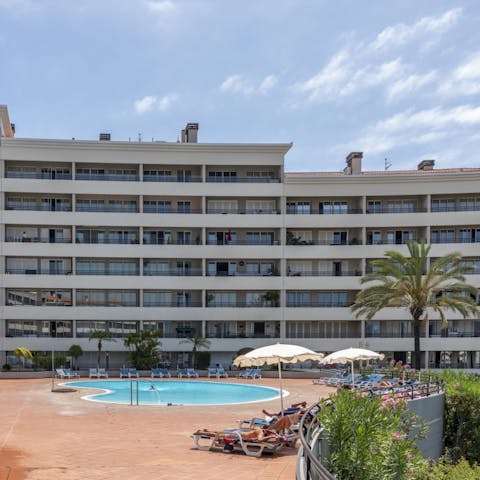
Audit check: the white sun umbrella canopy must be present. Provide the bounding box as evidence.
[233,343,324,414]
[320,348,385,389]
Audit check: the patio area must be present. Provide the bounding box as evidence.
[0,377,334,480]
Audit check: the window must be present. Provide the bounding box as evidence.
[286,292,310,307]
[177,201,191,213]
[459,198,480,211]
[207,200,238,213]
[245,200,276,213]
[431,229,455,243]
[245,231,274,245]
[367,200,382,213]
[207,171,237,182]
[287,202,311,214]
[144,291,172,306]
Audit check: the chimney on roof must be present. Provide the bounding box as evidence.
[344,152,363,175]
[181,123,199,143]
[417,159,435,171]
[99,133,111,141]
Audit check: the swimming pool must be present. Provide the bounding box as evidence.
[66,380,284,406]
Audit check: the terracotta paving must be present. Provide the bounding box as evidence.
[0,378,334,480]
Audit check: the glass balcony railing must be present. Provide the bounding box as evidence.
[143,206,201,214]
[206,208,280,214]
[144,268,202,276]
[5,171,72,179]
[76,173,139,181]
[143,301,202,307]
[5,268,72,275]
[75,205,137,213]
[206,176,280,183]
[143,174,202,183]
[6,203,71,211]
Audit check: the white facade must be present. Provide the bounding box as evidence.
[1,105,479,369]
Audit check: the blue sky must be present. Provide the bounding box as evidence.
[1,0,480,172]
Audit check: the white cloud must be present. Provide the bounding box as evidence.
[0,0,41,12]
[438,52,480,96]
[220,74,278,96]
[336,105,480,155]
[145,0,176,14]
[370,7,462,51]
[134,94,177,114]
[387,71,437,100]
[259,75,278,94]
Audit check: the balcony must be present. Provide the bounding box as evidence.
[5,171,71,180]
[206,239,279,246]
[286,207,362,215]
[5,236,71,243]
[144,268,203,276]
[431,234,480,244]
[207,301,279,308]
[143,300,202,307]
[5,268,72,275]
[287,270,361,277]
[143,205,202,214]
[206,208,279,214]
[75,173,139,181]
[143,173,202,183]
[76,237,139,245]
[76,268,139,276]
[76,204,137,213]
[6,203,71,212]
[366,205,427,214]
[206,176,280,183]
[286,300,353,307]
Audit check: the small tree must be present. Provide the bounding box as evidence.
[124,330,162,370]
[68,345,84,370]
[88,329,115,370]
[14,347,33,369]
[180,335,211,368]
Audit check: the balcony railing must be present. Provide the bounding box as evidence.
[367,237,425,245]
[205,333,276,339]
[76,269,139,276]
[207,271,279,277]
[286,301,353,307]
[431,235,480,244]
[207,239,279,246]
[5,268,72,275]
[287,239,358,246]
[5,172,72,180]
[5,236,71,243]
[143,238,199,245]
[432,205,480,212]
[366,206,427,214]
[6,300,72,306]
[286,208,362,215]
[144,268,203,276]
[287,270,361,276]
[76,205,138,213]
[76,173,139,181]
[143,301,202,307]
[206,177,280,183]
[6,203,71,211]
[206,209,280,214]
[76,238,139,244]
[143,174,202,183]
[207,302,279,308]
[143,206,202,214]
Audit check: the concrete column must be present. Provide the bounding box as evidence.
[139,163,143,182]
[138,195,143,213]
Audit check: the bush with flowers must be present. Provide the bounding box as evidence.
[317,389,427,480]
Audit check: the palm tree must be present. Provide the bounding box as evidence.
[68,344,84,370]
[180,335,211,368]
[14,346,33,369]
[351,241,479,370]
[88,329,115,370]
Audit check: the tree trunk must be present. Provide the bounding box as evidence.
[413,316,422,370]
[97,341,102,370]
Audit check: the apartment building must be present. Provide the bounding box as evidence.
[1,104,479,369]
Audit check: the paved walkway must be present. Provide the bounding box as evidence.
[0,377,334,480]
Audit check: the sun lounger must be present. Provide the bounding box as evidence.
[64,368,80,379]
[128,368,139,378]
[192,429,285,457]
[217,367,228,378]
[160,368,171,378]
[89,368,99,378]
[55,368,67,378]
[98,368,108,378]
[178,368,188,378]
[237,369,253,378]
[119,368,129,378]
[207,367,217,378]
[245,368,262,379]
[151,368,161,378]
[187,368,199,378]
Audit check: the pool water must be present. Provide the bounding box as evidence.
[66,380,282,406]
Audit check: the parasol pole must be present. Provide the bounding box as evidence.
[351,360,355,389]
[277,358,285,415]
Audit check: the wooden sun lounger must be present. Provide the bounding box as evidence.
[192,429,284,457]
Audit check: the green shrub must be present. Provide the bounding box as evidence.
[440,370,480,464]
[318,390,427,480]
[32,354,66,370]
[2,363,11,371]
[196,351,211,369]
[413,457,480,480]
